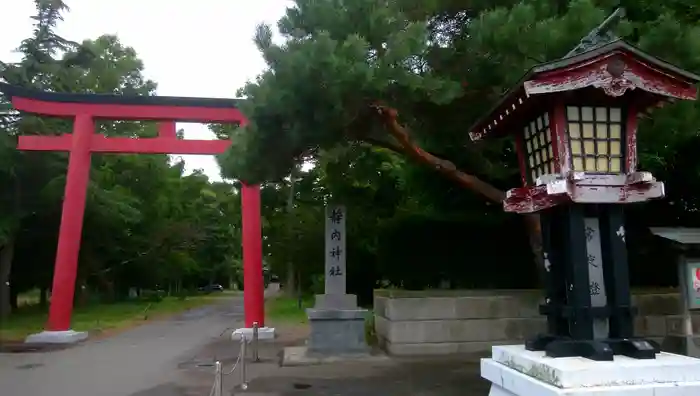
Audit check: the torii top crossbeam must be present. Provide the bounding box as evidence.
[0,82,246,154]
[0,82,245,121]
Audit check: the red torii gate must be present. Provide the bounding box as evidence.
[0,83,266,343]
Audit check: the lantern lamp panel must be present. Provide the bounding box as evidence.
[523,112,554,183]
[581,107,593,121]
[569,124,580,138]
[566,106,624,174]
[610,124,621,139]
[595,107,607,121]
[610,108,622,122]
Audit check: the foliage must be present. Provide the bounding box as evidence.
[217,0,700,297]
[217,0,463,185]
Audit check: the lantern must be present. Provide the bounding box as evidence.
[469,39,700,361]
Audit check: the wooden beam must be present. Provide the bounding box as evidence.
[18,135,232,155]
[11,96,246,123]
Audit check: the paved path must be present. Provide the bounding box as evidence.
[0,297,245,396]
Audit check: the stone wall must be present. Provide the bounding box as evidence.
[373,289,700,356]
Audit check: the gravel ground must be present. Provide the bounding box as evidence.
[183,322,491,396]
[0,290,491,396]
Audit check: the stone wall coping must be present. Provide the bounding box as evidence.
[373,288,680,299]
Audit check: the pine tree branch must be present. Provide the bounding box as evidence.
[364,104,545,287]
[354,103,545,287]
[357,136,405,154]
[369,103,506,203]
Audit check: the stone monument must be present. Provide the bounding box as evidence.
[305,204,369,355]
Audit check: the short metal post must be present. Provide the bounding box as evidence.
[240,336,248,390]
[252,321,260,362]
[215,361,223,396]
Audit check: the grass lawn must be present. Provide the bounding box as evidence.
[0,291,239,342]
[265,294,315,324]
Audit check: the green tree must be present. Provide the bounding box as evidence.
[0,0,93,319]
[218,0,700,289]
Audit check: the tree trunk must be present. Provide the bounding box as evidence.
[40,286,48,308]
[285,173,298,296]
[77,283,88,307]
[372,105,545,286]
[96,271,114,302]
[10,286,18,311]
[524,214,546,287]
[0,235,16,320]
[285,263,297,296]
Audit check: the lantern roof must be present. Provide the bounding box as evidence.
[469,39,700,141]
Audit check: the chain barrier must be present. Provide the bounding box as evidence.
[208,322,260,396]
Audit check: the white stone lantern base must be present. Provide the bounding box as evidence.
[482,344,700,396]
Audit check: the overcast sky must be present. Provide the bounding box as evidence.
[1,0,291,181]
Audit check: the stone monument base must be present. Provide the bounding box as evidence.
[281,345,388,366]
[25,330,88,344]
[313,293,358,310]
[306,301,369,355]
[482,344,700,396]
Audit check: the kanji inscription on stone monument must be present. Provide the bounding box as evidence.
[584,217,609,339]
[325,205,346,295]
